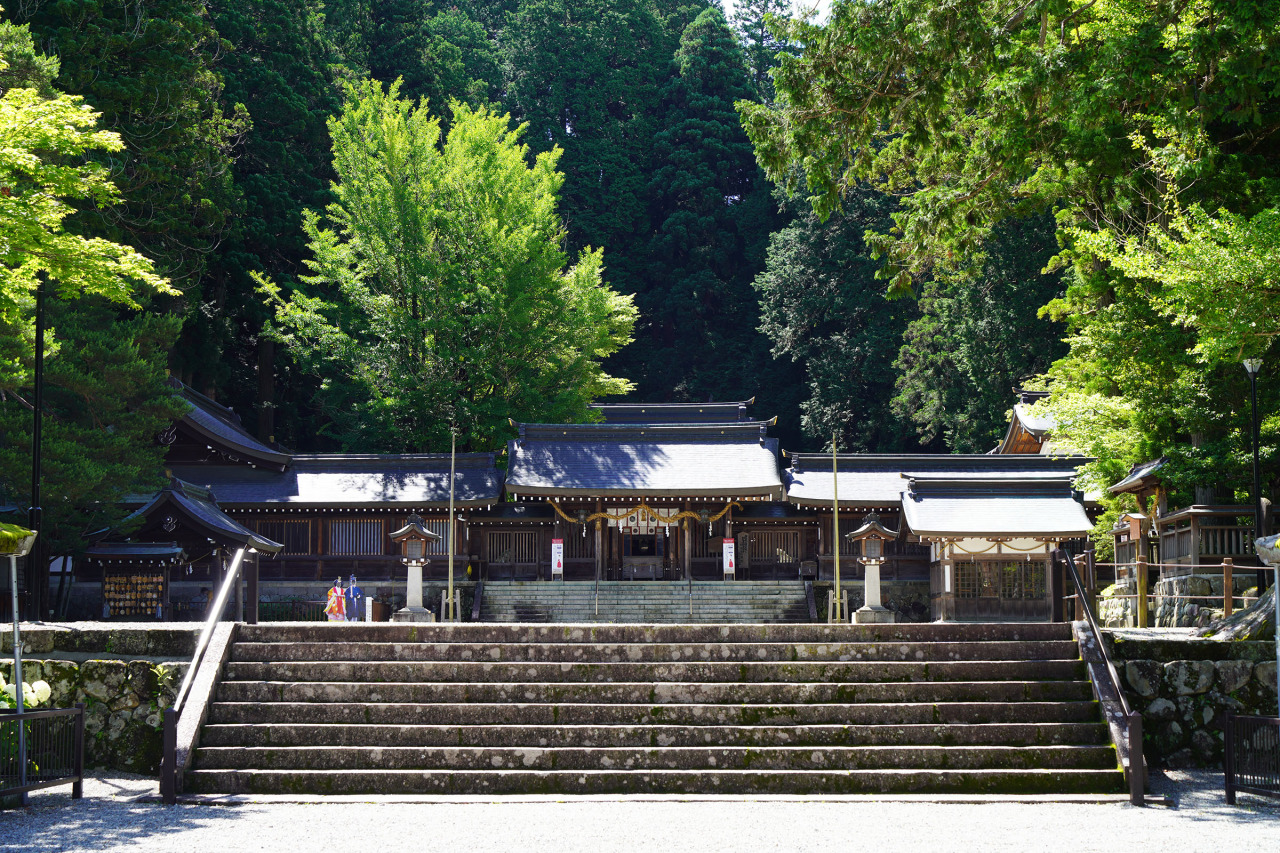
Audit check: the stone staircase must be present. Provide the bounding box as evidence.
[184,622,1124,796]
[479,580,811,623]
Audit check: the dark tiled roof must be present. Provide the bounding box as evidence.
[900,475,1093,538]
[784,454,1088,507]
[169,453,503,508]
[506,422,783,498]
[84,542,187,563]
[172,380,290,470]
[1108,457,1168,495]
[589,399,754,424]
[119,481,283,552]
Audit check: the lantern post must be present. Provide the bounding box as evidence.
[390,514,441,622]
[846,512,897,624]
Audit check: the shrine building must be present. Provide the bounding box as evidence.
[74,385,1097,623]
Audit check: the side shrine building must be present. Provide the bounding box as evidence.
[77,386,1096,623]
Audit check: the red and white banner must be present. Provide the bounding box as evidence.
[723,538,735,575]
[551,538,564,576]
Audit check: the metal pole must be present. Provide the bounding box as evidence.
[28,277,45,621]
[1250,367,1266,595]
[832,432,841,623]
[9,555,27,804]
[448,428,456,622]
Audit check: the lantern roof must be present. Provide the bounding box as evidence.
[390,513,442,543]
[844,512,899,542]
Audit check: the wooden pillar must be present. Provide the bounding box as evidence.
[246,552,259,625]
[940,545,956,621]
[1049,549,1063,622]
[1136,554,1149,628]
[1084,544,1097,619]
[1223,557,1234,618]
[594,499,603,580]
[682,501,691,580]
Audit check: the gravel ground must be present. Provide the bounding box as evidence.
[2,769,1278,853]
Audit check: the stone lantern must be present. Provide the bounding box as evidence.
[390,513,441,622]
[845,512,897,624]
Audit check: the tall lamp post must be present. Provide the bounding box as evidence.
[1244,358,1265,592]
[28,277,46,621]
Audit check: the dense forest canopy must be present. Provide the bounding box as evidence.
[741,0,1279,535]
[0,0,1275,556]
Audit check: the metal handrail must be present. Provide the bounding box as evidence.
[170,548,247,715]
[160,546,247,803]
[1057,548,1131,719]
[1056,547,1142,805]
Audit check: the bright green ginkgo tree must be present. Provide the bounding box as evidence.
[263,80,637,452]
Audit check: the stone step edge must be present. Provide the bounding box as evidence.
[207,700,1100,712]
[182,766,1127,795]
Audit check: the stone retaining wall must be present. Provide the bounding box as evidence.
[1,624,197,774]
[1099,576,1260,629]
[1106,632,1278,768]
[0,658,187,774]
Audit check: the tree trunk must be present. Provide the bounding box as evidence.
[1197,582,1277,641]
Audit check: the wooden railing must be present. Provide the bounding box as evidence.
[1096,558,1258,627]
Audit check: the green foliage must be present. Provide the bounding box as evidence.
[728,0,794,101]
[740,0,1280,293]
[0,17,182,556]
[754,190,923,451]
[0,26,171,361]
[893,214,1067,453]
[501,0,673,263]
[742,0,1280,507]
[0,301,184,555]
[1074,204,1280,365]
[264,81,637,451]
[368,0,500,108]
[11,1,248,296]
[630,7,790,409]
[177,0,346,447]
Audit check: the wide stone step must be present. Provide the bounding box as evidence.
[193,744,1118,772]
[199,721,1112,749]
[207,700,1101,726]
[183,767,1126,796]
[234,622,1074,645]
[229,640,1079,664]
[216,679,1094,706]
[222,659,1086,684]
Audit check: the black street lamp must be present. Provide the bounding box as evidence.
[27,277,46,621]
[1244,358,1265,591]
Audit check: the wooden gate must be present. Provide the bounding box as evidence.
[746,530,802,580]
[486,531,540,580]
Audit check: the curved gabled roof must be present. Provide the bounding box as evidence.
[117,480,283,553]
[170,379,290,471]
[784,453,1088,508]
[506,421,783,498]
[901,475,1093,539]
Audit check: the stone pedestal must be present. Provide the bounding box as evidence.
[392,560,433,623]
[855,559,894,624]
